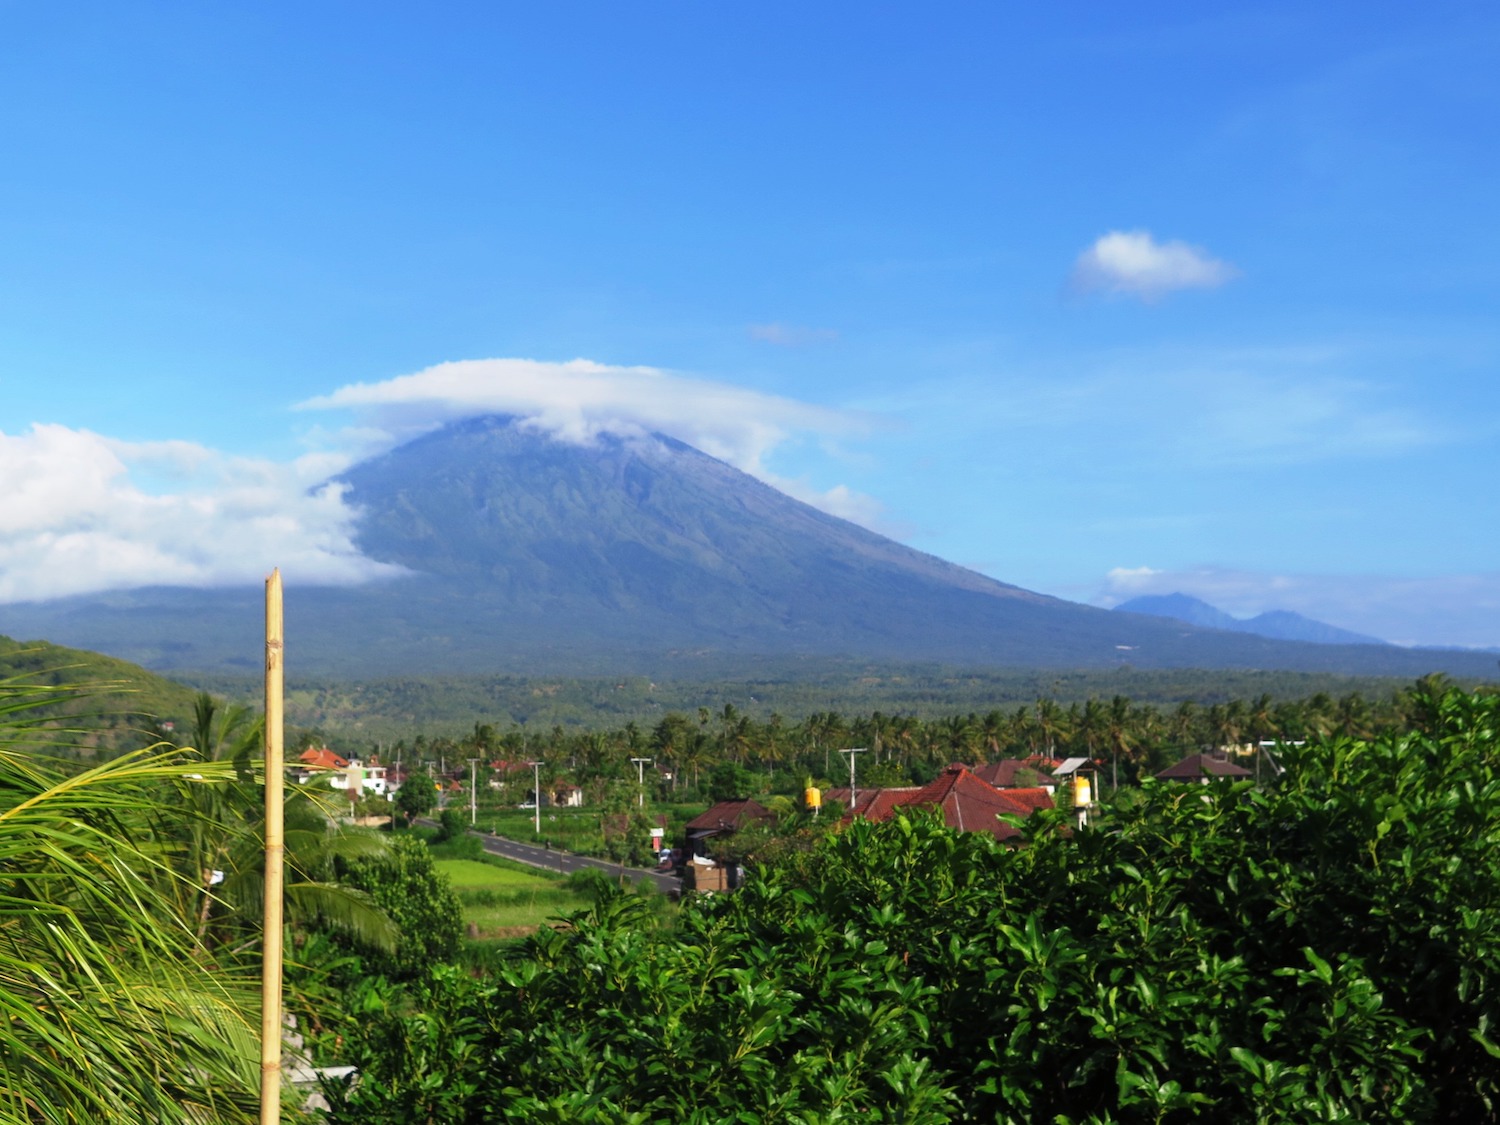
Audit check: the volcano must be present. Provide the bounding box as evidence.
[2,415,1493,680]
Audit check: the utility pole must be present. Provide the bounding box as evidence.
[839,747,868,815]
[529,761,543,835]
[467,758,480,826]
[630,757,653,808]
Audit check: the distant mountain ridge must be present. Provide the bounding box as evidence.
[0,415,1494,681]
[1113,593,1389,647]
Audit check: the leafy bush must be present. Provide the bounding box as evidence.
[434,807,468,843]
[324,687,1500,1123]
[394,770,437,825]
[337,833,463,980]
[562,865,617,900]
[707,761,758,802]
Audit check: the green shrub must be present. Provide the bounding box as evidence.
[337,833,463,980]
[325,688,1500,1123]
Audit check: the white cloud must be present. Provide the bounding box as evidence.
[1097,564,1500,649]
[0,424,404,603]
[299,356,883,512]
[0,359,894,604]
[748,322,839,347]
[1072,230,1238,300]
[764,480,888,528]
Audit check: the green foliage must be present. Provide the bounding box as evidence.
[395,769,438,824]
[435,806,469,843]
[338,833,464,979]
[325,687,1500,1123]
[708,760,758,802]
[195,663,1461,746]
[0,677,261,1123]
[428,830,485,861]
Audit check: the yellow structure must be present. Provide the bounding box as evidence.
[1072,774,1092,808]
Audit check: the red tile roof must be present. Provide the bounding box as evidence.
[685,799,773,834]
[1155,754,1253,781]
[998,787,1056,812]
[823,787,920,819]
[831,767,1053,841]
[900,766,1034,840]
[972,758,1061,788]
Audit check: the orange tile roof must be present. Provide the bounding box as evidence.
[298,748,350,770]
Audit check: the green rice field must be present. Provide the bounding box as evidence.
[434,855,592,941]
[434,857,558,889]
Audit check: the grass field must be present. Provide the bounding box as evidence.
[462,890,590,938]
[434,858,558,889]
[477,801,706,858]
[433,853,593,941]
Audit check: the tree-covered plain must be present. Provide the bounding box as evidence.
[182,663,1477,750]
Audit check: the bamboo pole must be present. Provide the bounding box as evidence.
[260,569,285,1124]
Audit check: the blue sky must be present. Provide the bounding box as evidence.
[2,2,1497,646]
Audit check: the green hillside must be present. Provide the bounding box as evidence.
[0,634,204,754]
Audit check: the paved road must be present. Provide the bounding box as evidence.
[424,821,681,893]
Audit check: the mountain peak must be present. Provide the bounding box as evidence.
[1114,592,1387,647]
[335,413,1040,605]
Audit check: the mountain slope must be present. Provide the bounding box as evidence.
[0,634,201,751]
[0,416,1494,680]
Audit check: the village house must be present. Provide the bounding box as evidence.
[828,764,1055,842]
[1154,753,1254,782]
[292,748,390,798]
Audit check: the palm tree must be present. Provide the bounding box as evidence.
[1078,698,1107,760]
[172,694,396,955]
[980,710,1007,760]
[677,731,713,791]
[1035,698,1069,757]
[1335,692,1374,740]
[0,677,261,1123]
[1170,700,1199,750]
[1106,695,1134,791]
[939,715,977,763]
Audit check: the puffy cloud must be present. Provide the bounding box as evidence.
[299,355,882,503]
[1098,564,1500,649]
[747,322,839,347]
[1071,230,1238,301]
[0,424,404,603]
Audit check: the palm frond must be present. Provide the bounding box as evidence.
[0,678,261,1123]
